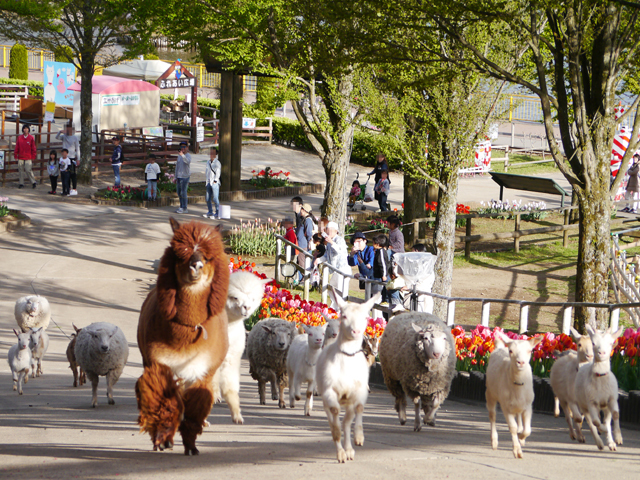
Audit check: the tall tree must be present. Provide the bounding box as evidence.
[158,0,364,228]
[0,1,154,184]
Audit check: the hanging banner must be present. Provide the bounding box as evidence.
[474,140,492,171]
[43,61,75,106]
[101,94,140,107]
[44,101,56,122]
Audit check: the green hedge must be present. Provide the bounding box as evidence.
[9,44,28,80]
[54,45,74,63]
[0,77,44,96]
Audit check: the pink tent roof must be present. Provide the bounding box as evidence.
[68,75,159,94]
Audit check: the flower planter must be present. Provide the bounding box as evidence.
[0,210,30,233]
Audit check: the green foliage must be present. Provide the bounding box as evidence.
[9,44,28,80]
[102,185,146,201]
[144,53,159,60]
[0,77,43,96]
[54,45,73,63]
[228,219,284,256]
[272,117,315,150]
[253,77,296,118]
[249,166,291,189]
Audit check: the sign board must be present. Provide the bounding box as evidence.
[197,126,205,142]
[165,130,173,146]
[159,77,196,89]
[474,140,492,170]
[142,126,164,138]
[102,94,140,107]
[44,101,55,123]
[0,151,4,170]
[43,61,75,106]
[242,118,256,129]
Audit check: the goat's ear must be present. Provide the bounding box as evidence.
[586,324,596,338]
[13,329,19,337]
[495,331,512,346]
[411,323,423,334]
[261,325,273,334]
[169,217,181,233]
[363,292,382,312]
[328,286,346,311]
[73,323,80,333]
[157,246,178,320]
[529,335,543,348]
[612,326,624,340]
[569,327,581,341]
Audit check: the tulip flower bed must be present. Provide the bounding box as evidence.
[249,167,292,189]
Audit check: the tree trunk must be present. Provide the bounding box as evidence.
[321,133,353,232]
[573,169,611,332]
[432,170,458,319]
[77,57,94,185]
[403,174,426,246]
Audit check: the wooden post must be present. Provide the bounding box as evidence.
[481,301,491,327]
[563,209,570,247]
[365,279,372,301]
[610,307,620,332]
[519,304,529,334]
[413,220,419,244]
[321,266,330,305]
[514,214,521,252]
[231,74,242,192]
[465,218,472,260]
[562,306,573,334]
[275,237,282,283]
[219,72,233,192]
[447,300,456,326]
[303,255,311,301]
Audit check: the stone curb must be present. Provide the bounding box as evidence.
[90,181,324,208]
[0,210,31,233]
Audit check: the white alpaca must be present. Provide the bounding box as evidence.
[212,271,269,424]
[44,65,56,103]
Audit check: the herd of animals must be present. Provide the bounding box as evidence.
[4,218,628,462]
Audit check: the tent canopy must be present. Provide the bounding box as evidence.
[102,60,172,82]
[68,75,159,94]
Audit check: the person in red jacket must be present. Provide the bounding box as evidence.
[14,124,37,189]
[283,217,298,253]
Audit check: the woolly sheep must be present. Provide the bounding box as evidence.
[378,313,456,432]
[286,324,327,415]
[14,295,51,332]
[212,271,269,424]
[549,327,593,441]
[66,324,86,387]
[74,322,129,407]
[246,318,297,408]
[486,333,542,459]
[7,329,31,395]
[574,325,624,451]
[316,289,381,463]
[29,327,49,378]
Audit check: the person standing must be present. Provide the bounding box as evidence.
[204,147,221,219]
[56,124,80,195]
[145,153,161,201]
[388,215,405,253]
[111,135,123,187]
[175,141,191,214]
[375,169,390,212]
[47,150,59,195]
[624,153,640,213]
[369,153,389,201]
[290,196,303,232]
[314,221,351,304]
[14,124,37,189]
[59,149,71,196]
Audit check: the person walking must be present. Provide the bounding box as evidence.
[47,150,59,195]
[314,221,351,305]
[624,154,640,213]
[145,153,161,201]
[56,124,79,194]
[15,124,37,189]
[111,136,123,187]
[204,147,221,219]
[294,203,315,284]
[175,141,191,214]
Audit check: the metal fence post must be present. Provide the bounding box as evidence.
[275,237,282,283]
[321,266,329,305]
[514,214,521,253]
[364,279,372,301]
[519,304,529,334]
[481,301,491,327]
[303,255,311,301]
[562,306,572,334]
[447,300,456,326]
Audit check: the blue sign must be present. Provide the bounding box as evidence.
[43,61,76,106]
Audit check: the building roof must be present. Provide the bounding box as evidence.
[68,75,159,94]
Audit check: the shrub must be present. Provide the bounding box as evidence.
[478,199,548,221]
[0,77,44,96]
[9,44,28,80]
[0,196,9,217]
[54,45,74,63]
[228,218,283,256]
[102,185,146,201]
[144,53,159,60]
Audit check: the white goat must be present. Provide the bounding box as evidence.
[322,318,340,348]
[287,324,327,415]
[486,332,542,458]
[7,329,32,394]
[29,327,49,378]
[316,289,381,463]
[574,325,624,451]
[549,327,593,441]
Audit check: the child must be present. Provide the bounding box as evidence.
[59,148,71,196]
[145,153,161,201]
[371,234,390,298]
[47,150,59,195]
[111,135,122,187]
[283,217,298,251]
[388,215,405,253]
[348,180,361,205]
[375,169,390,212]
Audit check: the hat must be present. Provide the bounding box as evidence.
[350,231,366,245]
[326,221,338,231]
[180,141,188,147]
[282,217,294,224]
[301,203,312,213]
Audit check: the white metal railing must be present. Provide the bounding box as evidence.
[274,235,313,299]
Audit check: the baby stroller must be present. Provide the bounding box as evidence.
[348,172,373,211]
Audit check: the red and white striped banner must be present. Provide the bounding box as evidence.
[475,140,492,170]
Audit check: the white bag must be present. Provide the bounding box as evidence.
[364,184,374,202]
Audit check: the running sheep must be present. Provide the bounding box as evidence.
[378,313,456,432]
[7,329,31,395]
[246,318,297,408]
[15,295,51,332]
[75,322,129,407]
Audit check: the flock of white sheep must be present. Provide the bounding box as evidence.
[5,277,629,463]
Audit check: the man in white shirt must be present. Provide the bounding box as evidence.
[203,147,221,219]
[314,221,351,305]
[56,124,80,195]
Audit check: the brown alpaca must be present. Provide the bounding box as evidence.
[136,218,229,455]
